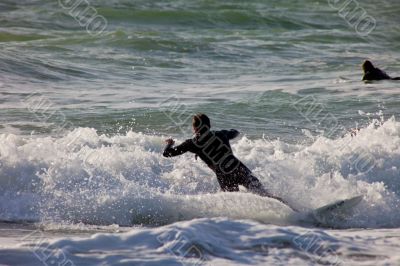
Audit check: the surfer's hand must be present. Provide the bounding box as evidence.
[165,138,175,145]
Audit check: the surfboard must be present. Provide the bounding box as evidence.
[310,195,363,227]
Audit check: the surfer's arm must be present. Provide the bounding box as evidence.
[163,139,192,157]
[378,69,391,79]
[363,68,391,81]
[220,129,239,140]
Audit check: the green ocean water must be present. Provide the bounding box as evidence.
[0,0,399,140]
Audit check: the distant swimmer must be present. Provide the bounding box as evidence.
[362,60,400,81]
[162,113,297,211]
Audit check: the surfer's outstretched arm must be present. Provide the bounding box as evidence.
[163,139,192,157]
[221,129,239,140]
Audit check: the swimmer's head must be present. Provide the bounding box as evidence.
[362,60,374,72]
[192,113,210,134]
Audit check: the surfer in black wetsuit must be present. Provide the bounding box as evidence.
[362,60,400,81]
[163,113,295,210]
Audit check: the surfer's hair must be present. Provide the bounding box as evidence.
[192,113,210,130]
[362,60,374,71]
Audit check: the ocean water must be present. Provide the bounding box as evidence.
[1,0,400,265]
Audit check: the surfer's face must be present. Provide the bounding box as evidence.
[193,126,199,133]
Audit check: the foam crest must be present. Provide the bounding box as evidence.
[0,118,400,228]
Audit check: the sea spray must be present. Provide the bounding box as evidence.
[1,118,400,228]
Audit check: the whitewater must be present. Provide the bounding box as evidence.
[0,117,400,265]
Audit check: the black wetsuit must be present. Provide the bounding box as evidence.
[363,66,400,81]
[163,129,270,196]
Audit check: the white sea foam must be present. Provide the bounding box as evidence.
[1,218,400,266]
[1,118,400,228]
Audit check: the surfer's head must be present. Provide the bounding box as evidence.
[192,113,210,134]
[362,60,374,72]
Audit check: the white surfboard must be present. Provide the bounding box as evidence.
[310,195,363,227]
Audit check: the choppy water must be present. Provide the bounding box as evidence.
[1,0,400,265]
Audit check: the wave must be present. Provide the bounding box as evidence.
[1,117,400,228]
[3,217,400,265]
[0,0,352,31]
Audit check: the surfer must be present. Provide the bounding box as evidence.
[163,113,296,211]
[362,60,400,81]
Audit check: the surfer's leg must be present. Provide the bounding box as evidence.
[216,174,239,192]
[243,175,270,196]
[225,184,239,192]
[244,175,298,211]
